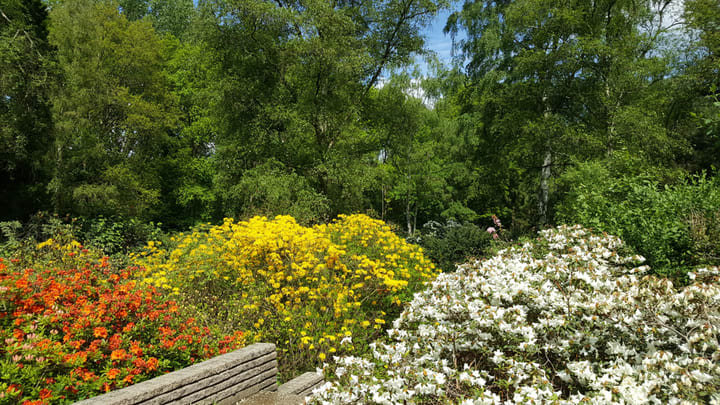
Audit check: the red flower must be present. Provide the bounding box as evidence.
[129,342,143,357]
[13,329,23,340]
[108,334,122,350]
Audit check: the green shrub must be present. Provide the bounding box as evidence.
[410,220,493,272]
[216,159,330,225]
[555,162,720,280]
[78,216,166,257]
[0,213,167,267]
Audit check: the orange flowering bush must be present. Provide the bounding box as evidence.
[0,240,245,404]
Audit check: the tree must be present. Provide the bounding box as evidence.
[199,0,448,218]
[676,0,720,171]
[48,0,180,219]
[447,0,688,227]
[0,0,54,220]
[117,0,196,39]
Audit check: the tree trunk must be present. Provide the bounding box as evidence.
[406,195,413,236]
[538,93,552,226]
[606,83,615,157]
[539,151,552,225]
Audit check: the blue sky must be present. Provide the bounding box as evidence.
[415,4,469,76]
[422,8,457,66]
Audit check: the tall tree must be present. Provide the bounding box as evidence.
[447,0,687,227]
[48,0,180,218]
[0,0,54,220]
[199,0,447,219]
[677,0,720,171]
[117,0,196,39]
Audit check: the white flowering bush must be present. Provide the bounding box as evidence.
[309,225,720,404]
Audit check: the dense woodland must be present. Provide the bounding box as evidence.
[1,0,719,271]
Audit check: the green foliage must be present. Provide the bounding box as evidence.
[78,216,166,257]
[0,212,166,266]
[217,159,330,225]
[47,0,180,219]
[1,0,719,271]
[556,162,720,280]
[201,0,448,219]
[0,0,54,221]
[409,220,492,272]
[0,212,79,265]
[365,76,454,234]
[446,0,690,229]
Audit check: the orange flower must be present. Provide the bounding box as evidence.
[122,375,133,385]
[106,368,121,379]
[108,334,123,350]
[146,357,159,371]
[110,349,126,361]
[93,327,108,338]
[132,358,146,369]
[38,388,52,399]
[129,342,143,357]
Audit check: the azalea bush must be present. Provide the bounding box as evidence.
[0,239,245,404]
[133,214,438,379]
[310,225,720,404]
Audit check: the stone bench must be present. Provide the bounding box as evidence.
[73,343,278,405]
[237,372,325,405]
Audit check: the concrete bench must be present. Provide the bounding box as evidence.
[73,343,278,405]
[237,372,325,405]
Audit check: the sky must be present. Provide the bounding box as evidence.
[416,4,468,76]
[423,8,456,66]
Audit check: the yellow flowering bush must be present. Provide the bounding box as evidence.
[132,214,438,378]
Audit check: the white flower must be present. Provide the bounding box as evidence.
[307,225,720,405]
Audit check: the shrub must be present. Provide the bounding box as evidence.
[555,163,720,280]
[0,213,167,266]
[216,159,330,225]
[133,214,438,379]
[0,239,245,404]
[78,216,166,260]
[409,221,493,272]
[310,226,720,404]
